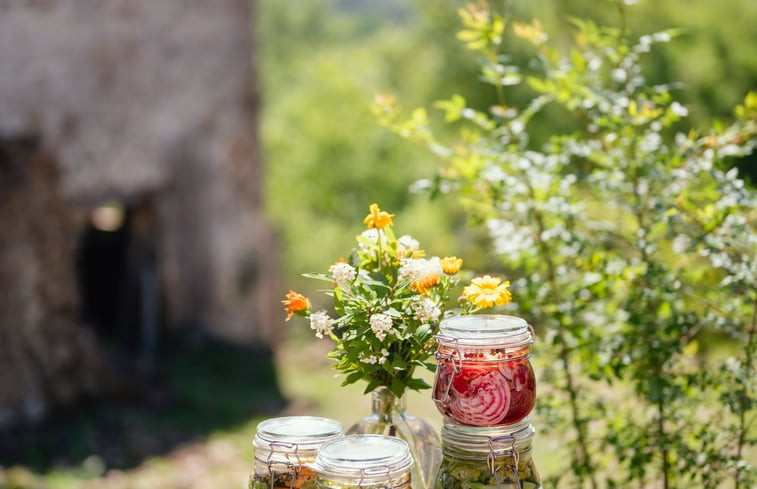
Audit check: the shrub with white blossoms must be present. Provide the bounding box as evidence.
[375,3,756,487]
[282,203,511,398]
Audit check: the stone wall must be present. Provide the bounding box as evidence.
[0,0,279,425]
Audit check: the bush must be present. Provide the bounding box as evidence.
[376,3,757,487]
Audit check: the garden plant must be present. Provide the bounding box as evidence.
[374,1,757,487]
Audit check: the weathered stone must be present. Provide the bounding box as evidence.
[0,0,277,426]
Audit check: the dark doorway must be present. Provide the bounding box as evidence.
[75,199,162,356]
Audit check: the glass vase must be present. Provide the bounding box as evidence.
[346,387,441,489]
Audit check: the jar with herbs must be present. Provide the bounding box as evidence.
[312,434,413,489]
[432,315,536,427]
[249,416,344,489]
[435,418,541,489]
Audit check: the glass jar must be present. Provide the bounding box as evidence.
[347,386,441,489]
[435,418,541,489]
[432,315,535,426]
[249,416,344,489]
[313,434,413,489]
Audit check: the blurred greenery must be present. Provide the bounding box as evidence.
[261,0,757,308]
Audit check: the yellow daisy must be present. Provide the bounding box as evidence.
[463,275,512,308]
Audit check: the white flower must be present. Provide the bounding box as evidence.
[361,354,378,365]
[670,101,688,117]
[397,235,420,255]
[370,313,393,341]
[487,220,535,260]
[672,234,691,254]
[329,262,356,285]
[611,68,627,83]
[358,229,388,251]
[398,257,442,281]
[412,297,441,323]
[310,310,333,339]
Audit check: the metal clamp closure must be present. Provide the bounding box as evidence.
[356,464,399,489]
[266,441,302,489]
[432,335,462,404]
[486,435,521,489]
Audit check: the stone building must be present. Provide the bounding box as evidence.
[0,0,278,427]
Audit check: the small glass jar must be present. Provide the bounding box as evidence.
[432,315,535,426]
[435,418,541,489]
[249,416,344,489]
[313,434,413,489]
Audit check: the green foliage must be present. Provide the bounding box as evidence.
[284,204,466,399]
[377,2,757,487]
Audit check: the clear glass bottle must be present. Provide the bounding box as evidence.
[347,387,441,489]
[435,418,541,489]
[313,434,414,489]
[249,416,344,489]
[432,315,536,427]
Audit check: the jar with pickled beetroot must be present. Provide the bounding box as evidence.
[312,435,413,489]
[249,416,344,489]
[433,315,535,427]
[435,418,541,489]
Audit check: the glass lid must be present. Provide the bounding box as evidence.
[256,416,344,442]
[313,435,412,478]
[254,416,344,461]
[437,315,533,346]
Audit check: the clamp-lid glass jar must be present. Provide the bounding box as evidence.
[432,315,535,426]
[313,434,413,489]
[436,417,541,489]
[249,416,344,489]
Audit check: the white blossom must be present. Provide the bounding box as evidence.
[358,229,388,251]
[398,257,442,281]
[412,297,441,323]
[378,348,390,365]
[370,313,393,341]
[361,354,378,365]
[310,311,333,339]
[672,234,691,254]
[329,262,356,285]
[487,220,535,260]
[670,101,689,117]
[397,235,420,255]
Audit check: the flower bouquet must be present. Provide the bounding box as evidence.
[282,203,513,489]
[283,203,512,398]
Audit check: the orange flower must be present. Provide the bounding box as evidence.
[463,275,512,308]
[363,203,395,229]
[440,256,463,275]
[282,290,309,321]
[412,273,440,295]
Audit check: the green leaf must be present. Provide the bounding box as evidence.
[390,377,405,398]
[363,379,382,395]
[302,272,335,282]
[405,378,431,391]
[341,371,364,387]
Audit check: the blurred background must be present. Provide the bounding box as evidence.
[0,0,755,488]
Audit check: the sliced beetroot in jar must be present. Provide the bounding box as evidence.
[445,364,511,426]
[499,360,536,423]
[435,357,535,426]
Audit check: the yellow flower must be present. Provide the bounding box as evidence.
[463,275,512,308]
[440,256,463,275]
[282,290,310,321]
[363,203,395,229]
[412,273,440,295]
